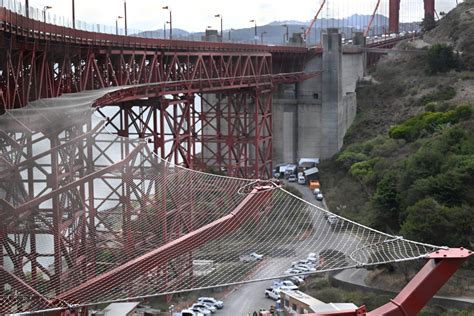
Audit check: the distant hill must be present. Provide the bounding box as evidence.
[136,14,419,45]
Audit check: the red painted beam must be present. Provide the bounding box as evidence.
[424,0,435,21]
[389,0,400,34]
[367,248,472,316]
[54,186,272,304]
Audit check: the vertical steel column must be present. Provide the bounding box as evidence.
[50,136,62,295]
[424,0,435,22]
[388,0,400,34]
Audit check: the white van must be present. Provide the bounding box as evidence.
[298,175,305,185]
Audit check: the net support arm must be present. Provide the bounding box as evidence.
[301,248,472,316]
[367,247,473,316]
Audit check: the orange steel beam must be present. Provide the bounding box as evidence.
[304,0,326,41]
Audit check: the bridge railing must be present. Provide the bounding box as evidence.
[0,0,147,37]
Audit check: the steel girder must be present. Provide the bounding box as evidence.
[388,0,435,34]
[199,89,272,179]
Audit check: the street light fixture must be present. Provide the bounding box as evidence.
[228,28,235,41]
[282,24,289,44]
[116,16,123,35]
[260,31,267,44]
[214,14,223,42]
[249,19,257,44]
[43,6,52,23]
[162,6,172,40]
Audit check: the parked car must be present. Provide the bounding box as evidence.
[294,264,316,272]
[316,193,324,201]
[273,280,298,291]
[286,275,305,285]
[297,174,306,185]
[307,252,320,264]
[265,288,281,300]
[182,309,203,316]
[288,174,297,182]
[327,215,343,229]
[284,267,304,275]
[291,259,312,267]
[192,303,216,313]
[313,188,321,195]
[189,306,211,316]
[239,252,263,262]
[197,297,224,309]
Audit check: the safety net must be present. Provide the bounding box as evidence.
[0,89,443,314]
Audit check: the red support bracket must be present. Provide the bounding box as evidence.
[301,248,472,316]
[367,248,473,316]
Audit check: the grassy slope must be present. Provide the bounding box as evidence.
[317,1,474,306]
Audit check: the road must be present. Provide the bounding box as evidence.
[219,181,328,315]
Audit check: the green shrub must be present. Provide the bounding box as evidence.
[420,86,456,105]
[313,288,344,303]
[336,151,369,169]
[425,44,459,74]
[389,105,472,142]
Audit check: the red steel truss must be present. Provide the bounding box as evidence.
[388,0,436,34]
[0,5,316,177]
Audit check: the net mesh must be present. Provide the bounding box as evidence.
[0,90,443,314]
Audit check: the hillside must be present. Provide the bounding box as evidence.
[318,2,474,312]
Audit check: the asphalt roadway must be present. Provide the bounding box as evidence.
[218,181,327,316]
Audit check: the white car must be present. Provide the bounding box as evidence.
[273,280,298,291]
[307,253,320,265]
[192,303,216,313]
[265,287,281,300]
[287,275,305,285]
[197,297,224,309]
[291,259,312,267]
[190,307,211,316]
[284,267,304,275]
[294,264,316,272]
[313,188,321,195]
[316,193,324,201]
[182,309,203,316]
[239,252,263,262]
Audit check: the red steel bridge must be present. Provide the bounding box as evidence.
[1,1,471,316]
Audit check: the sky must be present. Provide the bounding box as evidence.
[25,0,460,33]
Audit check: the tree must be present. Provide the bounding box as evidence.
[421,15,436,32]
[371,171,401,230]
[425,44,459,74]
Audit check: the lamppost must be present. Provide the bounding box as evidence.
[228,28,234,41]
[116,16,123,35]
[249,19,257,44]
[282,24,289,44]
[260,31,267,44]
[214,14,223,42]
[162,6,172,40]
[72,0,75,29]
[43,5,52,23]
[123,0,128,35]
[164,21,170,39]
